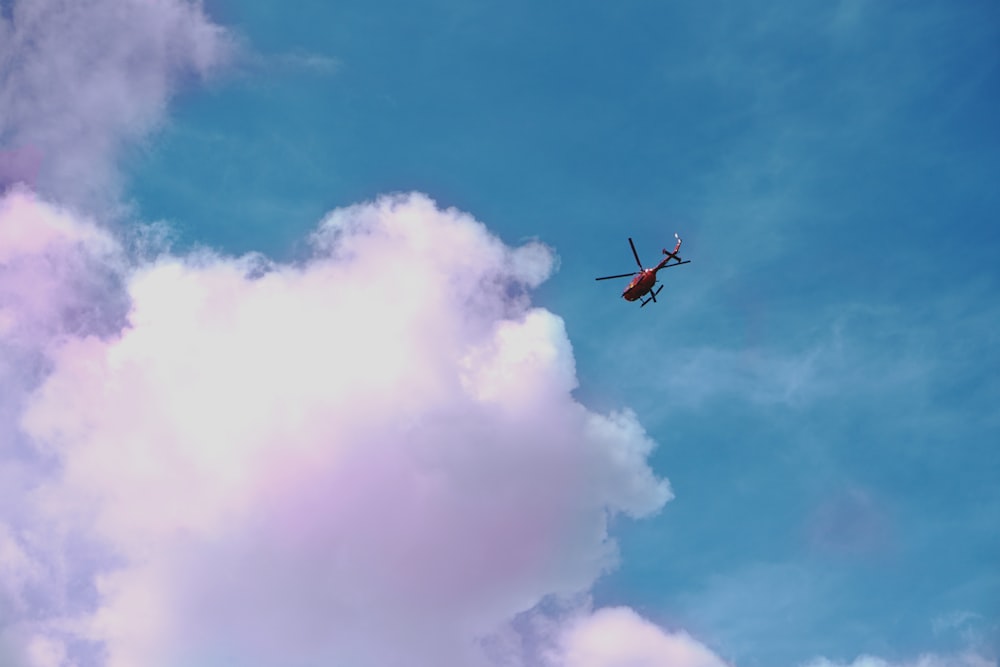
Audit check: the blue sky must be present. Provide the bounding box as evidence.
[126,1,1000,665]
[3,1,998,666]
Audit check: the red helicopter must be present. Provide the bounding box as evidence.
[595,234,690,307]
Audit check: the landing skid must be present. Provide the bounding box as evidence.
[640,285,665,307]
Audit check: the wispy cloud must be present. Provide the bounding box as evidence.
[0,0,233,212]
[802,653,996,667]
[271,51,342,75]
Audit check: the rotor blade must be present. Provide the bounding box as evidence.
[659,260,691,269]
[595,272,638,281]
[628,237,643,269]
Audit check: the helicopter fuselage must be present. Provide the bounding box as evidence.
[622,269,658,301]
[595,235,688,308]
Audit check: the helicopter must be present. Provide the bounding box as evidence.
[595,234,690,307]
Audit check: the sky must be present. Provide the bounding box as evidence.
[1,1,998,666]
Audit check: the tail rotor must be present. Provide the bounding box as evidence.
[662,233,683,261]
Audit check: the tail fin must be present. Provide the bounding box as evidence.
[663,233,682,258]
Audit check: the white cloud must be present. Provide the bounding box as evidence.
[0,186,125,344]
[549,607,730,667]
[3,190,680,667]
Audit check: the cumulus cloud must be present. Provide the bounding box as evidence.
[549,607,731,667]
[0,187,127,527]
[0,188,128,667]
[0,186,126,343]
[0,188,705,667]
[0,0,232,210]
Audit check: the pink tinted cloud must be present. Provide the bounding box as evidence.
[0,145,44,192]
[12,192,694,667]
[0,188,129,667]
[0,0,232,211]
[0,187,124,343]
[549,607,731,667]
